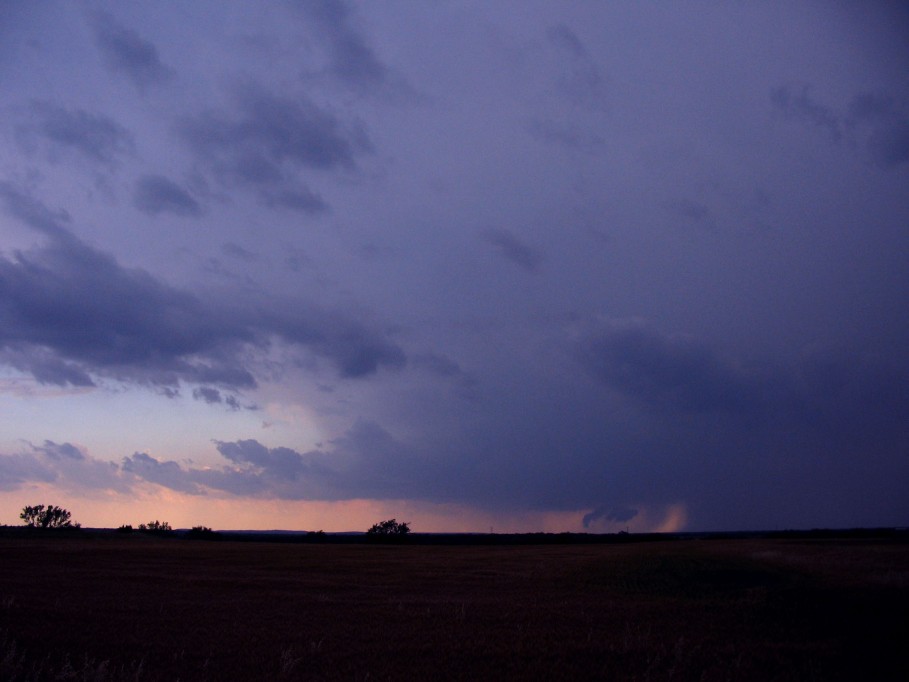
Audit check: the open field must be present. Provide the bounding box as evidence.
[1,532,907,680]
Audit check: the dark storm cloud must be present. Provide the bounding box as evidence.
[2,337,907,527]
[0,187,404,389]
[0,347,96,387]
[573,318,909,461]
[2,3,907,533]
[133,174,202,217]
[795,347,909,448]
[575,320,759,415]
[21,101,134,164]
[0,224,255,388]
[482,229,543,272]
[582,506,638,529]
[302,0,388,91]
[264,307,406,378]
[91,11,175,91]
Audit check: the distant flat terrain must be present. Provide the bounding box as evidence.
[1,533,907,680]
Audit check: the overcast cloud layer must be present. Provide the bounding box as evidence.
[1,1,908,531]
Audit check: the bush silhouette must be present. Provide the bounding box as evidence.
[186,526,219,540]
[20,504,78,529]
[366,519,411,538]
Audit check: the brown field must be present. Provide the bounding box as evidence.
[1,532,907,681]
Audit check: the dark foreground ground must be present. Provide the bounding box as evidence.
[1,532,907,680]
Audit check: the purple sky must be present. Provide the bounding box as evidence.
[1,1,908,532]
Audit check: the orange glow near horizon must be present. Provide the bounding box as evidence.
[1,486,689,534]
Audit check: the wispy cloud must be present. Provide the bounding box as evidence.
[19,101,134,165]
[133,174,202,217]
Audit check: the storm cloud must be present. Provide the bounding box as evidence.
[575,320,760,415]
[1,2,907,532]
[0,187,405,389]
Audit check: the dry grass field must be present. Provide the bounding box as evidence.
[1,532,907,680]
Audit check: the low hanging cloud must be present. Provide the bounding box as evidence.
[573,316,909,457]
[90,11,175,91]
[0,185,405,391]
[121,452,204,495]
[582,505,639,529]
[1,440,124,493]
[96,420,424,503]
[575,319,759,415]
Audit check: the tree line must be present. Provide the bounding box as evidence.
[17,504,411,538]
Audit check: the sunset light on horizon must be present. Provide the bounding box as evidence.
[1,1,908,534]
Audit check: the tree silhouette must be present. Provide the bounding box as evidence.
[138,520,172,533]
[366,518,411,536]
[20,504,77,529]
